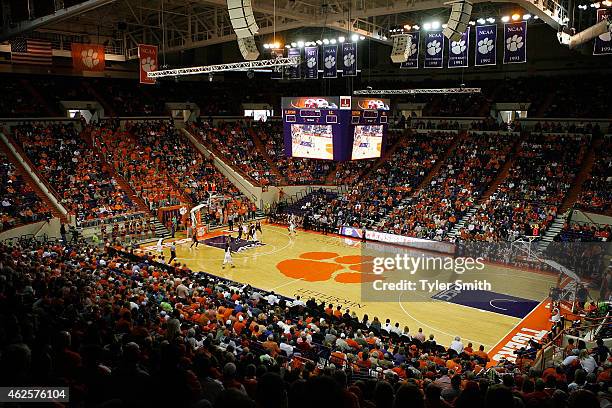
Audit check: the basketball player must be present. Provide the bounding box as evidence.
[242,223,249,240]
[255,221,262,235]
[288,214,297,235]
[237,222,243,240]
[156,237,164,261]
[169,243,177,264]
[222,241,235,269]
[190,230,199,248]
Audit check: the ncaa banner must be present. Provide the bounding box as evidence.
[475,25,497,66]
[71,43,105,72]
[304,46,319,79]
[503,22,527,64]
[322,44,338,78]
[400,32,420,69]
[138,44,157,84]
[342,42,357,76]
[270,48,284,79]
[424,31,444,68]
[448,27,470,68]
[594,9,612,55]
[287,48,301,79]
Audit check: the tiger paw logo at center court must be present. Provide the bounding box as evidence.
[276,252,379,283]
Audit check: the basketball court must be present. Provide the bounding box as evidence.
[144,223,560,352]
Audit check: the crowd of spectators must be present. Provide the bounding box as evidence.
[1,237,611,408]
[459,133,588,242]
[576,137,612,215]
[383,132,514,240]
[13,122,138,224]
[97,120,240,210]
[0,151,52,231]
[282,132,456,230]
[190,121,280,186]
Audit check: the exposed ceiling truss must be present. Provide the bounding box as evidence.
[1,0,569,58]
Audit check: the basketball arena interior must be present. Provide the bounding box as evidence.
[0,0,611,406]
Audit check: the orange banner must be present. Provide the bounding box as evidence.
[71,43,105,72]
[138,44,157,84]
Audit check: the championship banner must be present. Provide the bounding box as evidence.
[503,21,527,64]
[475,25,497,66]
[322,44,338,78]
[594,9,612,55]
[304,46,319,79]
[71,43,105,72]
[287,48,301,79]
[270,48,284,79]
[138,44,158,84]
[448,27,470,68]
[399,32,420,69]
[424,31,444,68]
[341,42,357,76]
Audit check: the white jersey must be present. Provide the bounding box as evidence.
[252,230,258,241]
[223,247,233,264]
[156,238,164,253]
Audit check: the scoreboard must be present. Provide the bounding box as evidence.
[282,96,389,161]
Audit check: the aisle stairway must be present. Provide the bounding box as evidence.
[0,135,68,222]
[559,136,602,213]
[248,127,287,184]
[536,213,566,252]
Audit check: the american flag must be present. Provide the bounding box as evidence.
[10,38,53,65]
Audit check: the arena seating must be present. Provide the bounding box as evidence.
[384,132,514,240]
[0,237,609,407]
[189,121,281,186]
[12,123,139,224]
[0,151,52,231]
[576,138,612,215]
[97,121,242,210]
[460,133,588,242]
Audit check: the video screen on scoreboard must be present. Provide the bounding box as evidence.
[291,124,334,160]
[351,125,383,160]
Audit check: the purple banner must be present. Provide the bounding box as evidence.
[304,46,319,78]
[322,44,337,78]
[594,10,612,55]
[475,25,497,66]
[287,48,301,79]
[448,27,470,68]
[503,22,527,64]
[342,42,357,76]
[424,31,444,68]
[399,32,420,69]
[270,48,284,79]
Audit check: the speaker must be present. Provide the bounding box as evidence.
[227,0,259,39]
[443,0,472,42]
[390,34,413,63]
[237,36,260,60]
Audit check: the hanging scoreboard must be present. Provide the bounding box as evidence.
[282,96,389,161]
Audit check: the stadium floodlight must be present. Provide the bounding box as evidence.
[291,42,297,47]
[323,38,330,44]
[297,40,305,48]
[359,35,365,40]
[511,13,521,21]
[487,17,495,23]
[351,34,359,41]
[147,56,301,78]
[316,40,323,45]
[423,22,432,30]
[263,43,270,49]
[477,18,486,24]
[501,16,510,22]
[413,25,420,30]
[285,45,291,48]
[353,87,482,95]
[330,39,337,44]
[523,14,532,20]
[338,36,346,43]
[431,21,441,29]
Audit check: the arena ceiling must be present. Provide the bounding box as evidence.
[1,0,568,56]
